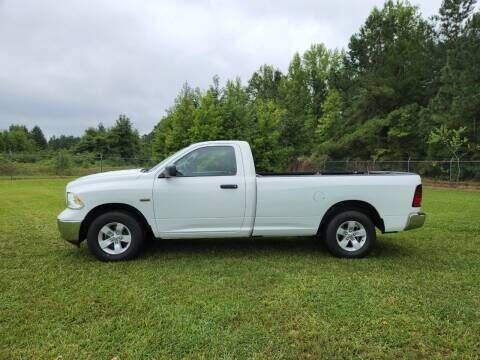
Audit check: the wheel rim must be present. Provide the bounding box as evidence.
[336,220,367,252]
[97,222,132,255]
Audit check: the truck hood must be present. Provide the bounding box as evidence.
[67,169,142,190]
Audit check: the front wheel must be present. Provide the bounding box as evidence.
[324,210,376,258]
[87,211,145,261]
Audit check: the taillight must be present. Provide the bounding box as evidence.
[412,184,422,207]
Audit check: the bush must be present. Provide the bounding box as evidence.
[54,151,73,175]
[0,155,16,177]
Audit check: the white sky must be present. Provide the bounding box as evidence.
[0,0,443,138]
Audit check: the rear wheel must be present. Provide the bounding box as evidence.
[324,210,376,258]
[87,211,144,261]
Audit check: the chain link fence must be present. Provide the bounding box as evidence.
[0,153,157,179]
[1,152,479,183]
[317,160,480,183]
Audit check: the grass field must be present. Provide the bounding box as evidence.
[1,179,479,359]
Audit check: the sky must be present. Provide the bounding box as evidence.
[0,0,443,138]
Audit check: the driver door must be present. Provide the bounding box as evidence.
[153,144,246,238]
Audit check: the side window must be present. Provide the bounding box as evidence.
[174,146,237,177]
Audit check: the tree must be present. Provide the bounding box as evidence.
[76,124,109,154]
[316,0,438,160]
[436,0,476,43]
[302,44,342,119]
[247,65,283,101]
[189,87,224,142]
[347,1,435,112]
[1,126,35,153]
[152,83,199,159]
[53,150,73,175]
[220,78,251,140]
[431,4,480,142]
[30,126,47,149]
[108,115,140,159]
[139,131,154,159]
[316,89,344,143]
[0,131,5,152]
[249,100,288,171]
[427,125,474,181]
[9,125,28,133]
[145,0,478,170]
[278,53,313,156]
[48,135,81,150]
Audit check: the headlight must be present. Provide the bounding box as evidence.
[66,192,84,209]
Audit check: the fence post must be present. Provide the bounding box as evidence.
[9,151,13,180]
[457,158,461,183]
[100,153,103,173]
[449,158,453,182]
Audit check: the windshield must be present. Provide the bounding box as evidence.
[144,146,189,173]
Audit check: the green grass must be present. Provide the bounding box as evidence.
[1,179,479,359]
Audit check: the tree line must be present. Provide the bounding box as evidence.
[1,0,479,172]
[0,115,146,160]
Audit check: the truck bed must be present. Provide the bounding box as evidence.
[253,170,421,236]
[257,171,412,176]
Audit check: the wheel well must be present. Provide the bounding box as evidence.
[79,203,153,241]
[317,200,385,235]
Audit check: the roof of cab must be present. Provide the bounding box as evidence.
[192,140,248,146]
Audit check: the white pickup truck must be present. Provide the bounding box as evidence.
[57,140,426,261]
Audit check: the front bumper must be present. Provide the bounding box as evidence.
[57,219,82,246]
[404,212,426,231]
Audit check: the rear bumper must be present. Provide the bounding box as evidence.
[404,212,426,231]
[57,219,82,246]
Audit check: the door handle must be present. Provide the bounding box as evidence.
[220,184,238,189]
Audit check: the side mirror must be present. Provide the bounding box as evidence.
[160,165,177,178]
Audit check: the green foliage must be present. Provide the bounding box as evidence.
[278,53,313,155]
[148,1,479,168]
[48,135,81,150]
[247,65,283,101]
[108,115,140,159]
[316,89,344,142]
[428,125,470,159]
[150,44,343,166]
[152,83,200,159]
[75,124,109,155]
[75,116,140,159]
[0,154,16,177]
[432,4,480,143]
[436,0,476,42]
[346,0,436,123]
[427,125,478,181]
[53,150,73,175]
[249,100,287,171]
[220,78,251,140]
[384,104,426,158]
[29,126,47,149]
[189,84,224,142]
[0,127,36,153]
[302,44,342,119]
[8,124,28,133]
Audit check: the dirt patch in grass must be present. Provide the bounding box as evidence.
[424,178,480,191]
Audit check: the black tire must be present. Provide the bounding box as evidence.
[87,211,144,261]
[324,210,376,258]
